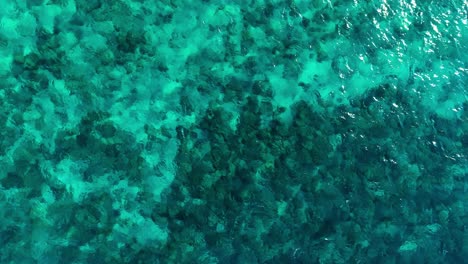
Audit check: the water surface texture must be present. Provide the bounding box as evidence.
[0,0,466,263]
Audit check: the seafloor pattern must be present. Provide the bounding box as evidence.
[0,0,466,263]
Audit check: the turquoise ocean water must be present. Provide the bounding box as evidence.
[0,0,466,263]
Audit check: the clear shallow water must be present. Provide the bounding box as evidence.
[0,0,466,263]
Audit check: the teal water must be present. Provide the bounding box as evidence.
[0,0,466,263]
